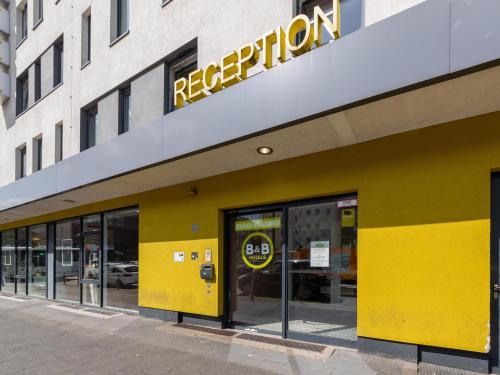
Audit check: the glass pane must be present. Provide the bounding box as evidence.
[118,0,128,35]
[28,225,47,298]
[103,208,139,311]
[1,230,16,293]
[287,198,357,347]
[88,113,96,148]
[55,219,81,302]
[230,211,283,335]
[82,233,100,306]
[16,228,27,295]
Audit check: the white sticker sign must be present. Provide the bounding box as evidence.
[310,241,330,268]
[205,249,212,262]
[338,198,358,208]
[174,252,185,262]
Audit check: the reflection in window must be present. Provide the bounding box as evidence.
[103,208,139,311]
[287,198,357,347]
[28,225,47,298]
[297,0,362,40]
[55,219,81,302]
[1,231,16,293]
[16,228,27,295]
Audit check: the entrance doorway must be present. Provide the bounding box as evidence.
[226,195,358,347]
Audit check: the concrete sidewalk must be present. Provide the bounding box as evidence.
[0,294,417,375]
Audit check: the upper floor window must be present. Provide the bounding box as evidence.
[55,123,63,163]
[118,86,131,134]
[16,72,29,115]
[33,0,43,27]
[34,59,41,102]
[81,106,98,151]
[81,10,91,66]
[32,135,43,172]
[16,145,27,180]
[17,2,28,45]
[167,52,197,113]
[111,0,129,43]
[297,0,362,37]
[53,39,64,86]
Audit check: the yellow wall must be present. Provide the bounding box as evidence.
[2,111,499,353]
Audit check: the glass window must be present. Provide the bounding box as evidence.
[34,60,41,101]
[82,215,101,306]
[167,54,197,113]
[1,230,16,293]
[103,208,139,311]
[33,0,43,25]
[55,219,81,302]
[53,40,64,87]
[81,12,91,66]
[16,145,27,180]
[28,225,47,298]
[33,136,42,172]
[114,0,129,39]
[82,106,97,150]
[287,198,357,347]
[21,4,28,40]
[16,73,29,115]
[119,87,131,134]
[16,228,27,295]
[55,123,63,162]
[297,0,362,40]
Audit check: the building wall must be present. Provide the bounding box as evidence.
[1,110,497,353]
[0,0,434,188]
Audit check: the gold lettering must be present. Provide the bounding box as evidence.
[256,30,277,69]
[238,42,260,79]
[286,15,313,57]
[221,51,240,87]
[314,0,340,46]
[276,26,287,63]
[203,62,222,93]
[188,68,207,102]
[174,78,188,109]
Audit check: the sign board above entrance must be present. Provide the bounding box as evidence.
[174,0,341,109]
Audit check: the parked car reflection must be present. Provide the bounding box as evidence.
[106,263,138,289]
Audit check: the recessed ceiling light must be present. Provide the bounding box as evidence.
[257,146,273,155]
[63,199,76,203]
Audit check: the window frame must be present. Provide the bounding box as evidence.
[81,106,98,151]
[165,52,197,114]
[118,86,131,135]
[53,39,64,87]
[33,0,44,28]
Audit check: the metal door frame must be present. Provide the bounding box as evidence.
[223,193,357,341]
[491,173,500,372]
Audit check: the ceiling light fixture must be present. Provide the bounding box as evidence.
[257,146,273,155]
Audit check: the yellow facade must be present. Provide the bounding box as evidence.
[2,111,499,353]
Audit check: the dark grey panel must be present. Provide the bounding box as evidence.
[358,336,418,362]
[420,346,489,373]
[139,306,181,322]
[0,164,57,211]
[450,0,500,73]
[161,0,450,159]
[56,119,164,192]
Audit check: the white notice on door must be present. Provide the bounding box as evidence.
[310,241,330,267]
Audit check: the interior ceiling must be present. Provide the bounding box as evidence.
[1,65,500,226]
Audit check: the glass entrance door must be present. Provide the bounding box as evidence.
[81,215,101,306]
[287,199,357,347]
[226,196,358,346]
[228,210,283,335]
